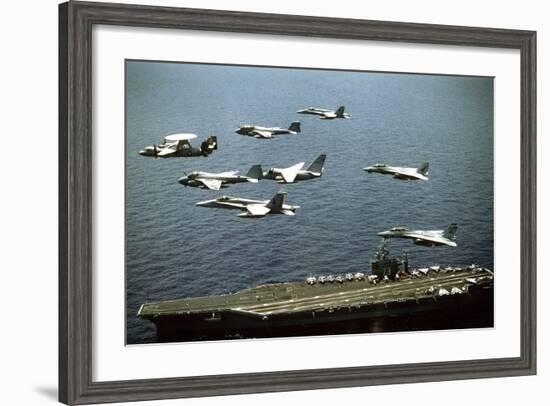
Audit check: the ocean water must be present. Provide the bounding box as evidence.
[125,61,493,344]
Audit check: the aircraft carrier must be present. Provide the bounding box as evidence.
[137,244,494,341]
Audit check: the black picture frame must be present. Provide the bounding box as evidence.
[59,1,537,404]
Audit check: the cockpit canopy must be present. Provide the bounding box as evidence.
[390,227,410,232]
[373,163,387,168]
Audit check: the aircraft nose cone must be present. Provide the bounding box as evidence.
[177,176,188,185]
[378,231,389,236]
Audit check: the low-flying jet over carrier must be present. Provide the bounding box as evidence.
[177,165,263,190]
[363,162,429,181]
[196,191,299,218]
[296,105,351,119]
[139,133,217,158]
[234,122,301,139]
[263,154,327,183]
[378,224,458,247]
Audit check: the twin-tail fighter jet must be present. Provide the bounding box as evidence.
[296,106,351,120]
[234,122,301,139]
[196,191,299,218]
[139,134,217,158]
[263,154,327,184]
[177,165,263,190]
[363,162,429,181]
[378,224,458,247]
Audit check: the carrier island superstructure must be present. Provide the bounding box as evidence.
[137,242,494,340]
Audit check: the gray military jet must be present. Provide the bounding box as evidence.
[364,162,429,181]
[378,224,458,247]
[139,133,217,158]
[235,122,301,139]
[178,165,263,190]
[296,105,351,119]
[263,154,327,183]
[196,191,299,217]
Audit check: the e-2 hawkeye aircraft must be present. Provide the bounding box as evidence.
[378,224,458,247]
[263,154,326,183]
[235,122,301,139]
[177,165,263,190]
[363,162,429,181]
[196,191,299,218]
[139,133,217,158]
[296,105,351,119]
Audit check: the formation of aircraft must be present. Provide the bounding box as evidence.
[196,191,299,218]
[263,154,327,183]
[137,108,464,247]
[363,162,429,181]
[297,106,351,120]
[234,122,301,139]
[139,134,217,158]
[177,165,263,190]
[378,224,458,247]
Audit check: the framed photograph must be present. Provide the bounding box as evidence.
[59,1,536,404]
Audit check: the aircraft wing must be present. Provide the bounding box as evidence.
[411,234,457,247]
[278,162,305,183]
[197,178,222,190]
[244,204,271,217]
[322,112,337,119]
[156,146,176,157]
[252,130,273,139]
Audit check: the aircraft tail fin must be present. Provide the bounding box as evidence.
[266,191,287,211]
[443,223,458,240]
[246,165,263,181]
[335,106,345,117]
[288,121,301,133]
[417,162,429,176]
[306,154,327,175]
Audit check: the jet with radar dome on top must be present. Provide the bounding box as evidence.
[139,133,217,158]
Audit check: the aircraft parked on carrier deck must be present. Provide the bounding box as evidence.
[296,105,351,119]
[234,122,301,139]
[378,224,458,247]
[177,165,263,190]
[263,154,327,184]
[196,191,299,218]
[139,133,217,158]
[363,162,429,181]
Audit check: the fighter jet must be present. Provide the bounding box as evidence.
[296,106,351,119]
[196,191,299,218]
[235,122,301,139]
[263,154,327,183]
[177,165,263,190]
[363,162,429,181]
[378,224,458,247]
[139,133,217,158]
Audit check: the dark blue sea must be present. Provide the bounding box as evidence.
[125,61,493,344]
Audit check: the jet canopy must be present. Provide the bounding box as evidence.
[390,227,410,232]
